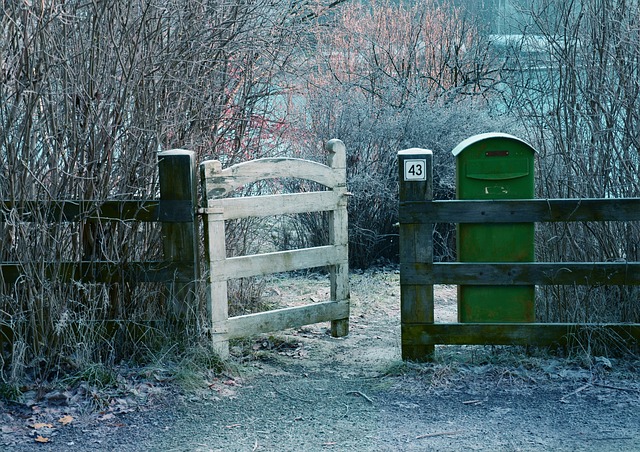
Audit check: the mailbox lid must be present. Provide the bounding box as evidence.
[451,132,537,157]
[453,133,537,200]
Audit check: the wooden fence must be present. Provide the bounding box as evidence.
[398,149,640,361]
[2,144,350,357]
[199,139,350,356]
[0,150,199,349]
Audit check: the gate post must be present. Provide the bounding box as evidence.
[158,150,199,324]
[326,139,350,338]
[398,149,434,361]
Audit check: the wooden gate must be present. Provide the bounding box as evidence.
[199,140,350,355]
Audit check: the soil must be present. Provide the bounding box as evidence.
[2,269,640,451]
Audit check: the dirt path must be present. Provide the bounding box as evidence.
[3,271,640,451]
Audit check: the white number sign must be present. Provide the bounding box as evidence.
[403,159,427,181]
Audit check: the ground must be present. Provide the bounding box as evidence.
[2,270,640,451]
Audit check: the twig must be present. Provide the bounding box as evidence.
[590,436,633,441]
[415,431,463,439]
[593,383,640,393]
[340,402,350,418]
[347,391,374,404]
[560,383,592,402]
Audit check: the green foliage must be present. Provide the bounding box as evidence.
[0,382,22,402]
[62,363,119,391]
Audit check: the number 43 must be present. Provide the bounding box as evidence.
[404,159,426,181]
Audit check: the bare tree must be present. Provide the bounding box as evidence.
[502,0,640,325]
[0,0,341,380]
[282,0,512,267]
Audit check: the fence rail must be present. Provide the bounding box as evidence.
[399,198,640,223]
[0,199,193,223]
[398,149,640,361]
[0,261,192,284]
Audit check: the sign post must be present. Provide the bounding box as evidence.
[398,149,434,361]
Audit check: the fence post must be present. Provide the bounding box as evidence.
[326,139,350,337]
[398,149,434,361]
[158,150,199,324]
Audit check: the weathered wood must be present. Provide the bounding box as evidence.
[158,150,199,321]
[0,261,192,284]
[226,300,350,340]
[211,246,347,281]
[201,157,340,198]
[398,149,435,361]
[0,200,191,223]
[400,198,640,224]
[400,262,640,286]
[201,206,229,356]
[402,323,640,346]
[205,191,342,220]
[327,139,350,337]
[201,140,350,356]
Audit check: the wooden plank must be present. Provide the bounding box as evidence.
[400,198,640,224]
[207,191,341,220]
[211,245,347,280]
[201,157,340,198]
[225,300,350,340]
[201,198,230,357]
[0,200,191,223]
[401,262,640,286]
[402,323,640,346]
[0,261,194,283]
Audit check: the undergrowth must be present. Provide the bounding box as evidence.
[383,344,640,391]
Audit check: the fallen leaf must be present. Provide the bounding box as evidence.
[35,435,50,443]
[98,413,116,421]
[58,415,74,425]
[31,423,54,429]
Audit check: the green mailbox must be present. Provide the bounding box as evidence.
[452,133,537,322]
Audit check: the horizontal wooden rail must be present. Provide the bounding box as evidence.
[400,198,640,224]
[0,261,194,284]
[0,200,193,223]
[224,300,350,340]
[400,262,640,286]
[210,245,347,281]
[204,191,341,220]
[402,323,640,346]
[201,157,341,198]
